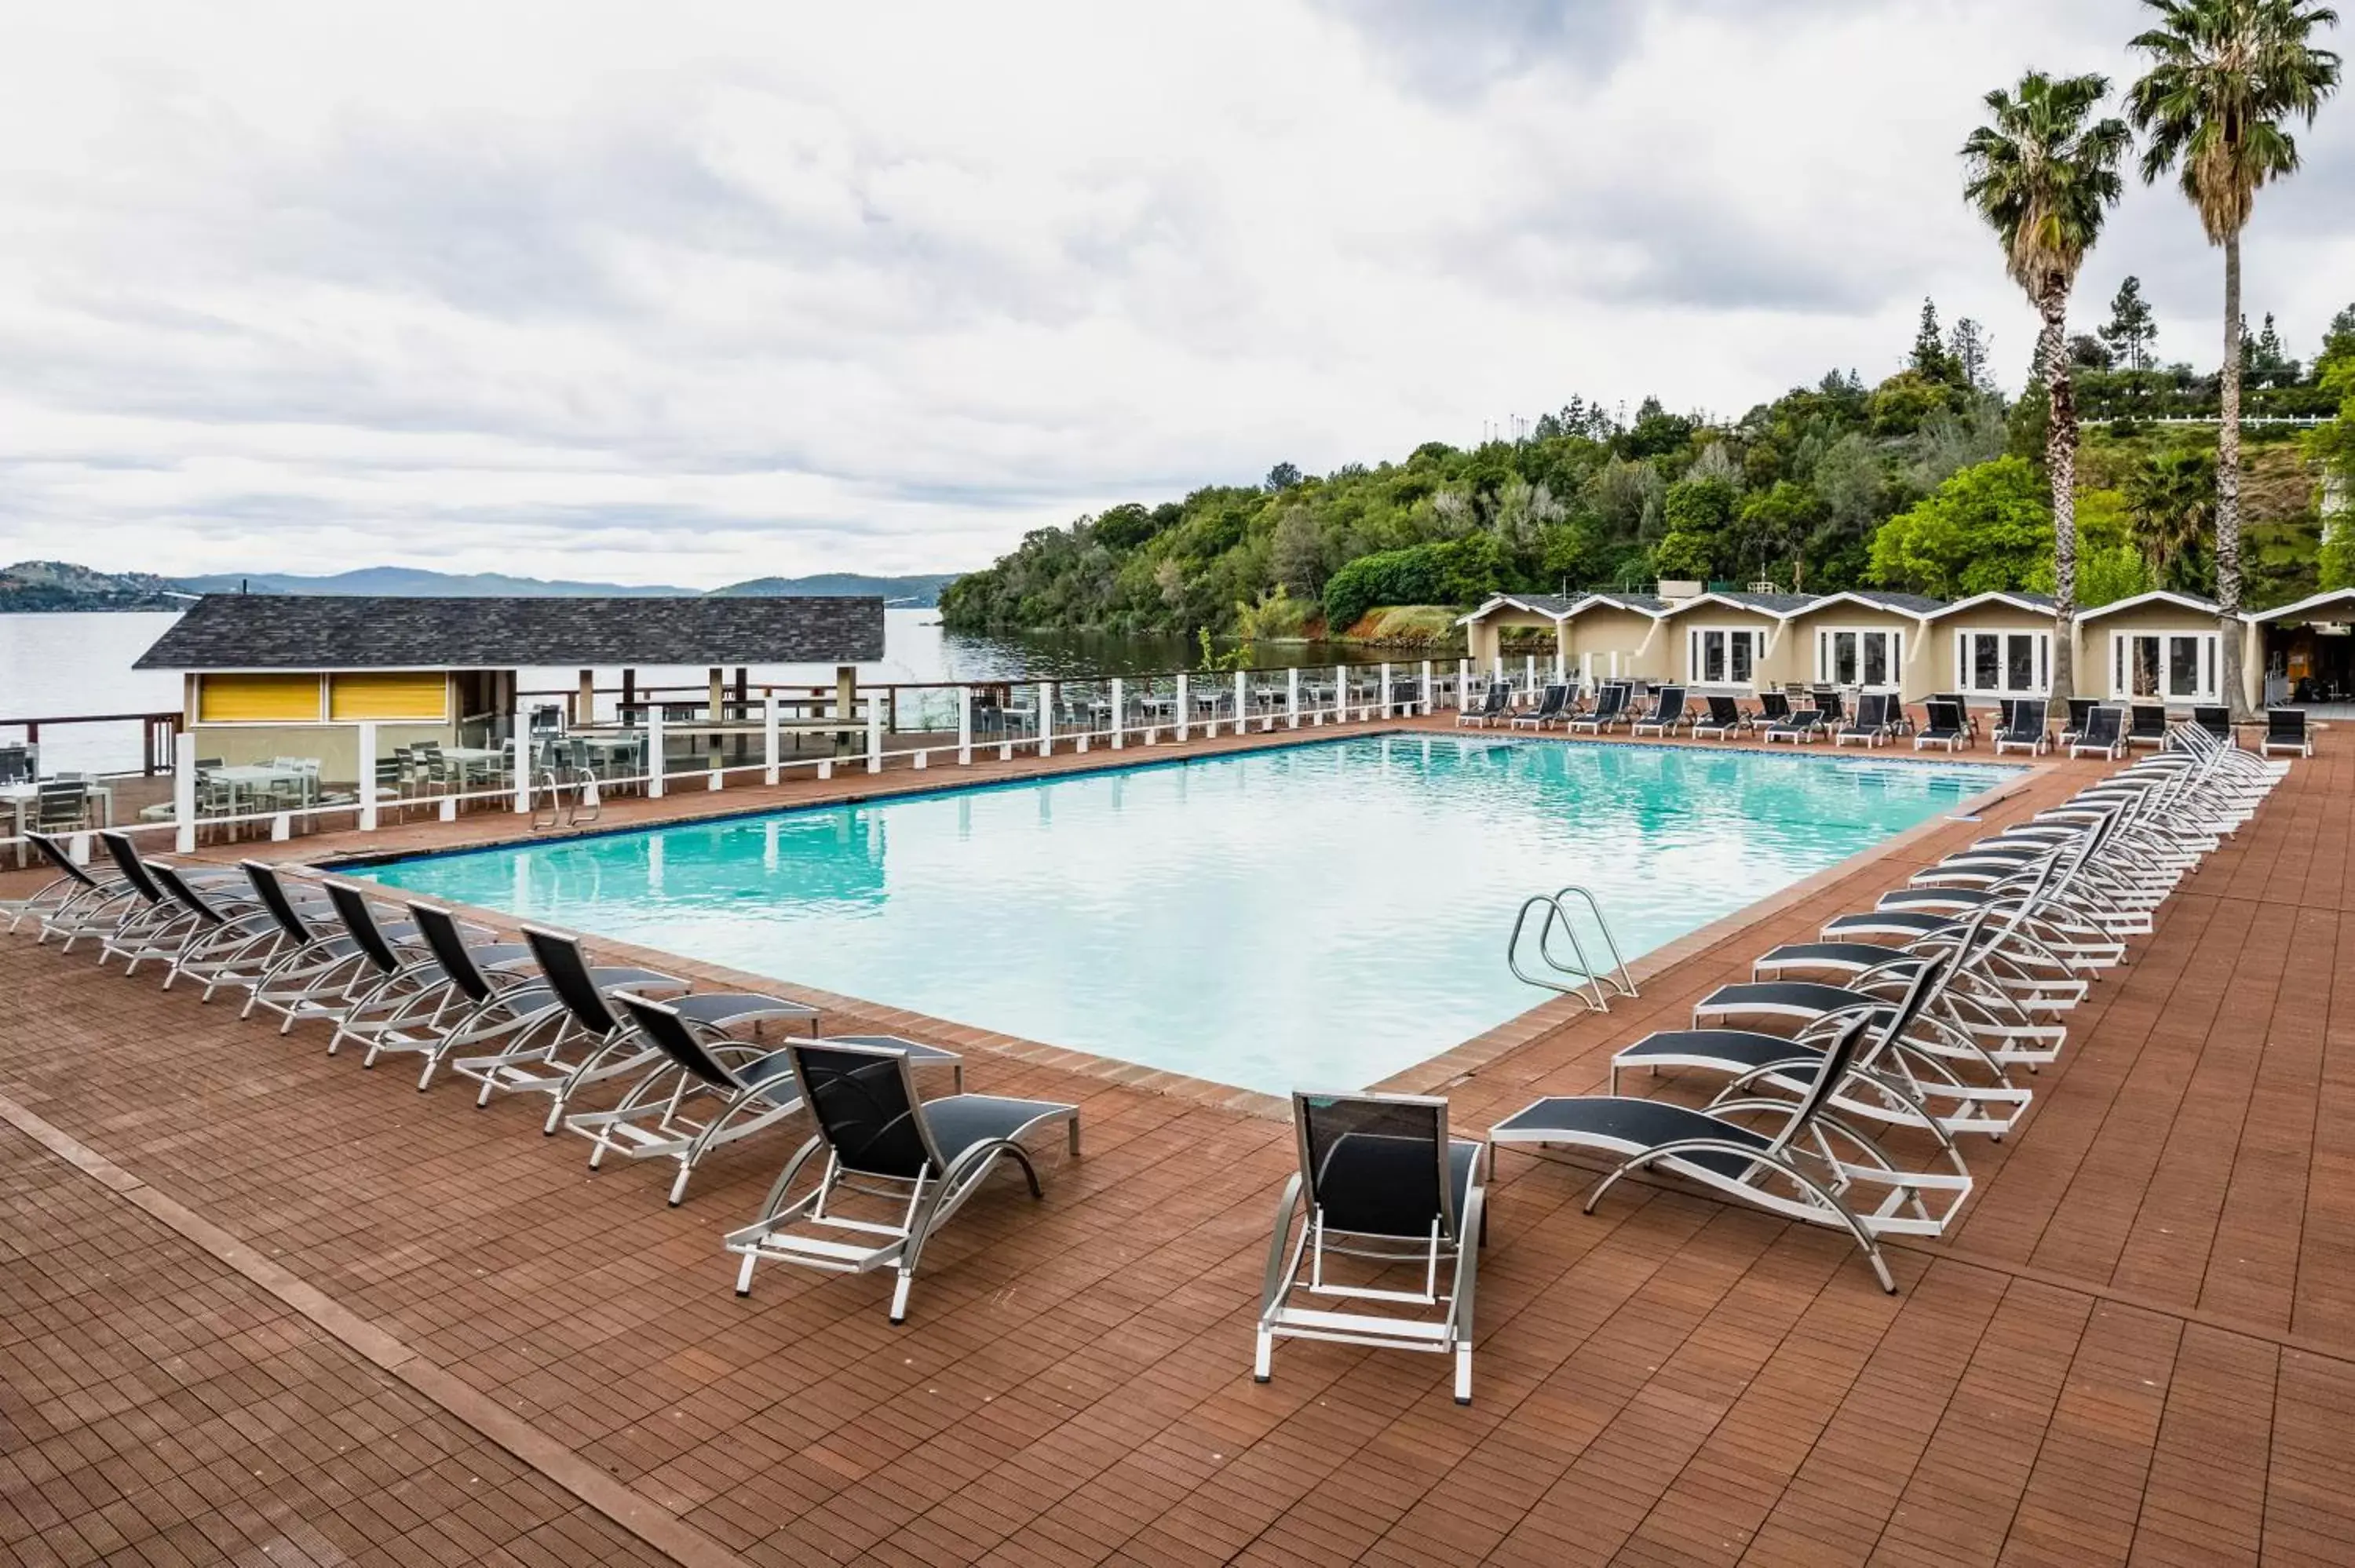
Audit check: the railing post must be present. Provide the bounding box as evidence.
[1422,660,1433,717]
[1334,663,1346,722]
[1459,658,1470,709]
[173,733,196,854]
[763,690,780,785]
[1175,673,1190,742]
[867,695,884,773]
[1379,662,1392,720]
[358,721,379,832]
[1287,668,1300,728]
[512,688,531,814]
[1233,670,1248,738]
[1039,681,1055,756]
[648,703,666,799]
[1525,653,1536,694]
[1108,679,1124,749]
[958,686,974,764]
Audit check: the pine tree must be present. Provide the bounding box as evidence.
[2098,275,2160,370]
[1910,297,1961,382]
[1948,318,1993,389]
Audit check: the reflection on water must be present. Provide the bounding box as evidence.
[357,736,2021,1096]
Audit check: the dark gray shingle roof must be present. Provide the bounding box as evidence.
[1843,589,1948,614]
[134,594,886,670]
[1714,592,1817,614]
[1578,592,1670,614]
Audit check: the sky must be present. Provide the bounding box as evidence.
[1,0,2350,589]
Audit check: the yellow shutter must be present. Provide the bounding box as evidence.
[198,673,323,723]
[329,671,450,722]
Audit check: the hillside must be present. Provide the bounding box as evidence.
[4,563,958,611]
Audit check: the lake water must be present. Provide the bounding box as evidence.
[0,608,1364,775]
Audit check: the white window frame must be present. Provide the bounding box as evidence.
[1813,625,1904,691]
[2108,629,2220,702]
[1685,625,1762,689]
[1952,629,2051,698]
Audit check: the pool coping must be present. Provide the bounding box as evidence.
[309,728,2042,1122]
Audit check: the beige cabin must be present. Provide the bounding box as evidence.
[1776,592,1943,702]
[1656,593,1809,692]
[2245,585,2355,707]
[1920,592,2061,708]
[2077,591,2241,710]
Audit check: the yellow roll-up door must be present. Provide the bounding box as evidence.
[198,673,323,723]
[329,671,450,722]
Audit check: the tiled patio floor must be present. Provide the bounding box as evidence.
[4,723,2353,1566]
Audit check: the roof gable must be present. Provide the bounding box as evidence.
[134,594,888,671]
[2076,589,2225,623]
[1657,590,1813,621]
[2249,585,2355,623]
[1920,590,2057,620]
[1785,589,1948,619]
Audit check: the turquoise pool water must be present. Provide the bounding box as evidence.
[350,738,2020,1095]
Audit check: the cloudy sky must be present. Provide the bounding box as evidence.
[3,0,2350,588]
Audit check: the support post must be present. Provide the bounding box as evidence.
[1287,667,1300,727]
[173,734,196,853]
[1175,673,1190,742]
[1039,682,1056,756]
[357,722,379,832]
[1459,658,1470,709]
[867,695,883,773]
[1110,679,1124,749]
[1525,653,1536,694]
[958,686,974,764]
[1334,664,1345,721]
[512,687,531,813]
[764,691,780,785]
[1422,660,1433,717]
[648,702,666,799]
[1379,662,1392,720]
[578,668,595,727]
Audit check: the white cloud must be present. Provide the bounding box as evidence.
[0,0,2347,586]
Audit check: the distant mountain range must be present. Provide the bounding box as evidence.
[0,561,958,611]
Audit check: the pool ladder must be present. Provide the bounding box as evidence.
[529,767,603,831]
[1507,885,1638,1012]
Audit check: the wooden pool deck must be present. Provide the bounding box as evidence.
[3,719,2352,1566]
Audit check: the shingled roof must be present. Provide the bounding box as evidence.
[133,594,886,670]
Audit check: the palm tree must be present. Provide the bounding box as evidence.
[2128,0,2342,717]
[2124,448,2219,591]
[1962,72,2130,712]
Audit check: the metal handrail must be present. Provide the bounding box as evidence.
[1507,885,1638,1012]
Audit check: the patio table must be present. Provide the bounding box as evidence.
[2,781,115,867]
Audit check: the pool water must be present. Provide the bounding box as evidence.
[350,737,2020,1096]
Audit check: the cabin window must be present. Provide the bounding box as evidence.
[1814,627,1902,688]
[328,671,451,722]
[196,673,325,724]
[1687,627,1759,687]
[2110,630,2218,701]
[1955,630,2050,696]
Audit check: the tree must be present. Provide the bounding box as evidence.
[1264,461,1303,491]
[2123,448,2219,591]
[1270,506,1327,597]
[2069,333,2117,370]
[2128,0,2344,718]
[2099,275,2161,370]
[1949,318,1994,389]
[1962,68,2131,710]
[1911,298,1962,383]
[1868,457,2056,598]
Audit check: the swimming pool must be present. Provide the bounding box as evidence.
[349,737,2021,1096]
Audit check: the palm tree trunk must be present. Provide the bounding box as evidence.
[2039,287,2076,713]
[2217,230,2249,719]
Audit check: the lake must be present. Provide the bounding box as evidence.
[0,608,1367,775]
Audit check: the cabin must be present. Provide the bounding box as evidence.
[1919,591,2060,708]
[1656,592,1812,693]
[1776,591,1943,701]
[2247,585,2355,708]
[133,594,887,777]
[2076,590,2238,709]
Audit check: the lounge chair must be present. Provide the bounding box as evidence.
[450,924,701,1125]
[4,831,166,943]
[2262,709,2312,758]
[724,1038,1079,1321]
[1913,697,1969,753]
[1629,685,1689,737]
[2068,705,2125,760]
[2191,706,2234,746]
[568,995,951,1205]
[1761,702,1825,746]
[1992,698,2049,756]
[92,834,240,975]
[1835,692,1896,749]
[1813,688,1846,726]
[388,902,604,1088]
[1567,682,1630,734]
[145,862,296,993]
[1454,682,1509,728]
[1755,690,1792,727]
[2057,698,2098,748]
[1254,1092,1486,1404]
[1488,961,1970,1293]
[1930,693,1981,740]
[237,862,410,1027]
[1692,694,1748,740]
[2126,703,2169,750]
[1507,684,1569,731]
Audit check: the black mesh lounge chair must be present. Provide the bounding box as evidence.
[145,862,289,993]
[2057,697,2098,746]
[569,997,952,1205]
[723,1039,1079,1321]
[1914,698,1969,753]
[1567,682,1630,734]
[1487,961,1970,1293]
[451,924,691,1129]
[1992,698,2049,756]
[93,834,235,975]
[2191,706,2233,746]
[2126,703,2169,749]
[1930,692,1980,739]
[2262,709,2311,758]
[1761,702,1825,746]
[309,880,515,1059]
[1756,690,1792,726]
[4,830,188,945]
[1453,682,1509,728]
[1835,692,1896,749]
[2069,705,2125,760]
[1254,1092,1487,1404]
[391,902,588,1088]
[1813,687,1846,725]
[236,862,415,1027]
[1507,684,1570,731]
[1630,686,1689,738]
[1692,694,1747,740]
